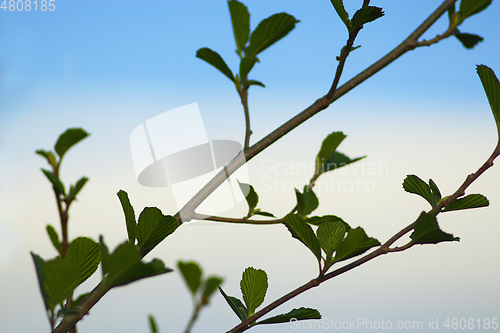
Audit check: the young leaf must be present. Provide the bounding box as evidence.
[196,47,235,83]
[330,0,350,29]
[443,194,489,212]
[247,13,299,58]
[306,215,350,229]
[317,221,346,259]
[243,79,265,89]
[46,224,62,256]
[476,65,500,136]
[284,214,322,261]
[36,149,50,160]
[315,132,347,174]
[252,209,275,218]
[136,207,177,254]
[334,227,380,262]
[117,190,137,244]
[402,175,433,207]
[177,261,203,296]
[219,287,248,322]
[238,181,258,216]
[412,212,459,244]
[454,32,484,49]
[240,267,268,316]
[321,151,365,174]
[67,177,88,201]
[296,186,318,216]
[31,253,49,310]
[228,0,250,56]
[99,236,110,278]
[256,307,321,325]
[429,179,442,207]
[69,292,90,310]
[149,315,158,333]
[54,128,89,160]
[41,169,66,196]
[458,0,492,23]
[239,57,257,80]
[350,6,384,30]
[65,237,101,285]
[112,258,172,287]
[201,276,224,305]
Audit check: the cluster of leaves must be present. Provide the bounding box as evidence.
[448,0,492,49]
[220,267,320,327]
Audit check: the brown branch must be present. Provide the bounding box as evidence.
[240,88,252,150]
[192,213,283,225]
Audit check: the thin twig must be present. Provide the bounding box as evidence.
[193,213,283,225]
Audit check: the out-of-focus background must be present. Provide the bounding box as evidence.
[1,1,499,332]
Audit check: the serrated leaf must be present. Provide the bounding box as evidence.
[99,236,110,278]
[68,176,88,201]
[243,79,265,89]
[247,13,299,58]
[284,214,321,261]
[412,212,458,244]
[443,194,489,212]
[178,261,203,296]
[306,215,350,230]
[429,179,442,207]
[454,32,483,49]
[149,315,158,333]
[41,169,65,196]
[458,0,491,22]
[117,190,137,244]
[317,221,346,258]
[112,258,172,287]
[46,224,62,256]
[252,210,275,218]
[65,237,100,285]
[228,0,250,56]
[257,307,321,325]
[322,152,366,173]
[350,6,384,30]
[196,47,235,83]
[296,186,318,216]
[334,227,380,262]
[136,208,177,254]
[239,57,257,79]
[240,267,268,316]
[477,65,500,137]
[31,253,49,310]
[219,287,248,322]
[55,128,89,160]
[238,181,258,216]
[316,132,347,174]
[330,0,350,29]
[201,276,224,305]
[402,175,433,207]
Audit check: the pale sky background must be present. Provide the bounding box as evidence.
[1,1,499,332]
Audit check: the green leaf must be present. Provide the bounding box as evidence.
[252,209,275,218]
[54,128,89,160]
[330,0,350,29]
[296,186,318,216]
[201,276,224,305]
[317,221,346,259]
[284,214,322,261]
[243,79,265,89]
[239,57,257,79]
[315,132,347,174]
[46,224,62,256]
[41,169,66,196]
[36,149,50,160]
[321,152,366,174]
[219,287,248,322]
[412,212,459,244]
[257,307,321,325]
[149,315,158,333]
[247,13,299,58]
[31,253,80,311]
[240,267,268,316]
[67,177,88,201]
[136,208,177,254]
[454,32,484,49]
[196,47,235,83]
[238,181,258,216]
[306,215,350,229]
[443,194,489,212]
[117,190,137,244]
[177,261,203,296]
[477,65,500,137]
[334,227,380,262]
[65,237,101,285]
[228,0,250,56]
[350,6,384,30]
[99,236,110,278]
[458,0,491,23]
[69,292,90,310]
[112,258,172,287]
[402,175,433,207]
[429,179,442,207]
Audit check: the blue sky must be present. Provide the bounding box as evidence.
[1,1,499,332]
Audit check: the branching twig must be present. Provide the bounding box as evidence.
[193,213,283,225]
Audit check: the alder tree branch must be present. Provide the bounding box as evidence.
[53,1,459,332]
[240,88,252,150]
[193,213,283,225]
